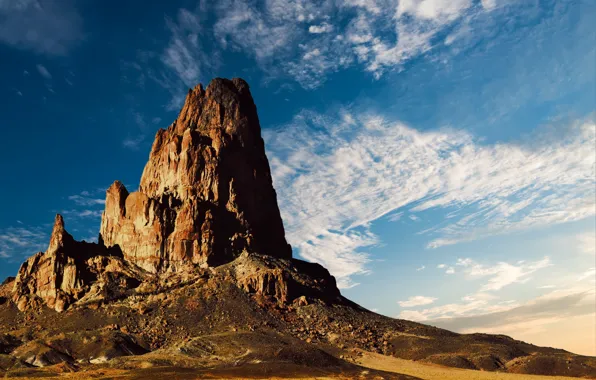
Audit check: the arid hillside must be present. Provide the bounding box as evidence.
[1,78,594,379]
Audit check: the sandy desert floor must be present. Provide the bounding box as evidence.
[6,351,590,380]
[354,350,590,380]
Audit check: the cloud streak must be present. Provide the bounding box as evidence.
[157,0,517,92]
[0,225,48,259]
[398,295,437,307]
[426,287,596,340]
[265,111,595,286]
[456,256,552,292]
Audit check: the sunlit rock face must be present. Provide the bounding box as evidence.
[99,78,292,273]
[11,78,304,313]
[12,215,111,312]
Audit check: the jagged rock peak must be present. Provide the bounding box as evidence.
[12,78,306,313]
[100,77,292,273]
[47,214,74,254]
[13,216,103,312]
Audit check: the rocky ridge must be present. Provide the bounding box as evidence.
[2,78,595,379]
[12,77,326,314]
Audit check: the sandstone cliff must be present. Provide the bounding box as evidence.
[12,78,333,313]
[99,78,291,273]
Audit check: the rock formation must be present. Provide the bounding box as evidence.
[12,78,319,313]
[4,78,596,380]
[13,215,101,312]
[99,78,291,273]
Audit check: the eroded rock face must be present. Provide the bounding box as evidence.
[12,216,142,312]
[10,78,338,313]
[100,78,291,273]
[13,216,101,312]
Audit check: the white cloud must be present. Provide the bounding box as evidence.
[437,264,446,269]
[162,9,203,86]
[538,285,556,289]
[399,295,516,321]
[214,0,299,62]
[416,265,425,271]
[397,0,473,21]
[387,212,403,222]
[481,0,497,10]
[417,286,596,355]
[60,209,103,219]
[155,8,213,109]
[36,64,51,79]
[0,225,48,259]
[122,135,145,150]
[398,295,437,307]
[157,0,512,90]
[445,267,455,274]
[265,110,594,286]
[68,194,105,206]
[308,23,333,34]
[426,287,596,337]
[0,0,83,55]
[82,235,98,243]
[578,268,595,282]
[294,228,376,289]
[458,256,552,291]
[340,0,382,15]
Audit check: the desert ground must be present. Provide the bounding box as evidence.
[2,350,590,380]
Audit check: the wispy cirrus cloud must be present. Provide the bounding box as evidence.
[455,257,552,292]
[398,295,437,307]
[0,224,48,259]
[1,186,108,260]
[62,186,108,219]
[0,0,83,56]
[68,191,105,207]
[398,291,513,322]
[154,7,217,110]
[60,209,102,219]
[265,111,595,287]
[122,135,145,150]
[155,0,516,93]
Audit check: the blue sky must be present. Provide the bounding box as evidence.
[0,0,594,355]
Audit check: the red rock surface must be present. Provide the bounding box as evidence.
[12,78,300,312]
[100,78,291,273]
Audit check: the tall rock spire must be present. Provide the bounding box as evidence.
[11,78,310,313]
[100,78,292,273]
